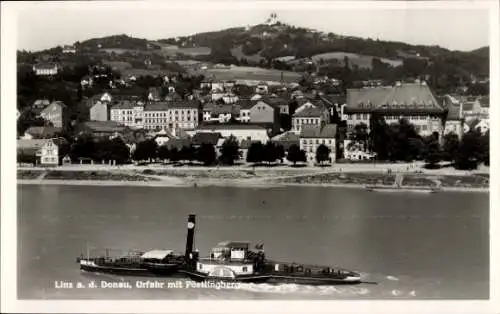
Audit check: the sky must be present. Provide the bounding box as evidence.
[13,2,491,52]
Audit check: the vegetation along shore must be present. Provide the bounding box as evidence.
[17,166,489,192]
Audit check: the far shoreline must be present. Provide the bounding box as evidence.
[17,179,489,193]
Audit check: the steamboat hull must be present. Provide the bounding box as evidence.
[267,274,362,285]
[180,269,272,283]
[78,259,181,277]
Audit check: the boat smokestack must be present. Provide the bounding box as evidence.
[185,214,196,260]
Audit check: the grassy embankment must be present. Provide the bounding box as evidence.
[16,169,489,190]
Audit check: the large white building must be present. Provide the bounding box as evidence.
[343,83,446,137]
[32,63,60,76]
[110,99,145,129]
[143,101,200,132]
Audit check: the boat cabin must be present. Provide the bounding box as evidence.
[140,250,176,262]
[210,241,250,261]
[196,241,258,278]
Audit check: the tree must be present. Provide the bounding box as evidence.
[275,144,285,163]
[316,144,331,165]
[424,138,442,168]
[196,143,217,166]
[169,147,180,163]
[481,130,489,166]
[263,141,279,164]
[179,145,196,163]
[352,123,369,149]
[454,130,484,170]
[442,132,460,161]
[69,133,96,161]
[246,141,264,164]
[108,137,130,164]
[133,139,158,162]
[287,144,306,166]
[220,135,240,165]
[158,145,170,162]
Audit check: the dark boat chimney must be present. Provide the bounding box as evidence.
[185,214,196,261]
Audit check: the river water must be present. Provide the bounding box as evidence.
[17,185,489,299]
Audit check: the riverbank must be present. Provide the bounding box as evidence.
[16,167,489,193]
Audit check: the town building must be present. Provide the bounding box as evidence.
[343,83,446,137]
[148,87,162,102]
[153,129,176,146]
[291,100,330,134]
[90,101,110,121]
[248,100,277,124]
[17,138,67,166]
[32,63,60,76]
[143,101,200,133]
[464,118,489,134]
[192,124,269,144]
[461,96,489,121]
[299,124,337,164]
[40,101,68,129]
[270,131,300,151]
[62,45,76,54]
[191,132,222,148]
[343,140,375,160]
[264,97,289,115]
[110,98,146,129]
[203,103,241,123]
[439,95,464,138]
[75,121,129,139]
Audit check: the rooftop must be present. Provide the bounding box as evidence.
[144,101,200,111]
[24,126,62,138]
[300,124,337,139]
[293,106,324,118]
[192,132,222,146]
[164,138,192,150]
[111,100,137,110]
[197,124,266,131]
[346,83,442,111]
[80,121,128,133]
[33,63,59,69]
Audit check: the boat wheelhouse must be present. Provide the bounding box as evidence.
[183,241,271,282]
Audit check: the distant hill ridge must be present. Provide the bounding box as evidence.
[25,20,489,78]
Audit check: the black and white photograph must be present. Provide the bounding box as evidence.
[1,1,498,313]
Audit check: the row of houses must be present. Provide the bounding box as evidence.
[17,122,340,167]
[25,83,489,145]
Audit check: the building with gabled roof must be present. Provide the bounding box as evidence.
[17,137,68,166]
[40,101,68,129]
[299,124,337,164]
[291,105,329,135]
